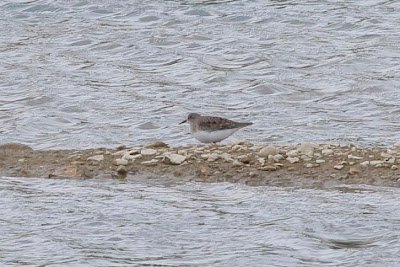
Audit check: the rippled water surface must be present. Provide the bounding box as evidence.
[1,176,399,266]
[1,0,400,148]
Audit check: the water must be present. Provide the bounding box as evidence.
[1,0,400,149]
[0,176,399,266]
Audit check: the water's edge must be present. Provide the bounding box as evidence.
[1,142,399,188]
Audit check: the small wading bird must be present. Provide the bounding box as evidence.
[180,113,253,143]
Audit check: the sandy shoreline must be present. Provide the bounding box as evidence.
[1,141,400,188]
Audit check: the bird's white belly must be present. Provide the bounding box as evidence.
[192,129,239,143]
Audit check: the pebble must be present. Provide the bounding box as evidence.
[298,143,314,157]
[360,161,370,167]
[87,155,104,162]
[305,163,313,168]
[286,157,300,163]
[274,163,284,168]
[207,153,220,162]
[370,160,384,166]
[144,141,169,148]
[141,149,157,156]
[272,154,284,162]
[286,150,299,157]
[258,145,278,157]
[334,165,344,170]
[262,165,277,171]
[116,145,126,150]
[316,159,325,164]
[221,153,233,162]
[258,158,265,166]
[237,154,251,164]
[300,155,312,161]
[164,154,186,165]
[321,149,334,156]
[122,153,136,160]
[114,159,128,166]
[141,159,159,166]
[232,160,243,166]
[348,154,363,160]
[391,165,398,170]
[348,167,360,175]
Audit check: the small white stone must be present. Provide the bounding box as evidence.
[141,159,159,166]
[232,160,243,166]
[298,143,314,157]
[258,158,265,166]
[314,153,322,158]
[87,155,104,161]
[349,162,355,166]
[360,161,370,167]
[221,153,233,162]
[306,163,313,168]
[286,157,300,163]
[207,153,220,162]
[334,165,344,170]
[141,149,157,156]
[348,154,363,160]
[272,154,284,162]
[114,158,128,166]
[321,149,334,156]
[381,152,392,158]
[165,154,186,165]
[391,165,398,170]
[386,158,396,164]
[274,163,284,168]
[339,161,348,165]
[286,150,299,157]
[258,145,278,157]
[370,160,384,166]
[122,153,136,160]
[300,155,312,161]
[131,154,143,159]
[316,159,325,164]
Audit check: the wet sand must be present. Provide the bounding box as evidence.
[1,141,400,188]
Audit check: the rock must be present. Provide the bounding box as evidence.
[360,161,370,167]
[262,165,277,171]
[298,143,314,157]
[116,166,128,177]
[300,155,312,161]
[141,159,159,166]
[258,145,278,157]
[221,153,233,162]
[131,154,143,159]
[201,154,210,159]
[316,159,325,164]
[370,160,384,167]
[334,165,344,170]
[348,167,360,175]
[207,153,220,162]
[380,152,392,158]
[305,163,313,168]
[321,149,334,156]
[145,141,169,148]
[348,154,363,160]
[286,150,299,157]
[164,154,186,165]
[141,149,157,156]
[274,163,284,168]
[258,158,265,166]
[338,161,348,165]
[114,159,128,166]
[272,154,284,162]
[232,145,245,151]
[393,141,400,150]
[122,153,136,160]
[232,160,243,166]
[127,148,141,155]
[237,154,251,164]
[286,157,300,163]
[87,155,104,162]
[391,165,398,170]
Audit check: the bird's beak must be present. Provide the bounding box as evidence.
[179,119,187,125]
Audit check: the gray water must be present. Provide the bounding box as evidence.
[1,176,400,266]
[1,0,400,149]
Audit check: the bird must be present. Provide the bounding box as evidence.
[179,113,252,143]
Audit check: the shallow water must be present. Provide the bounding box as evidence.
[1,176,400,266]
[1,0,400,149]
